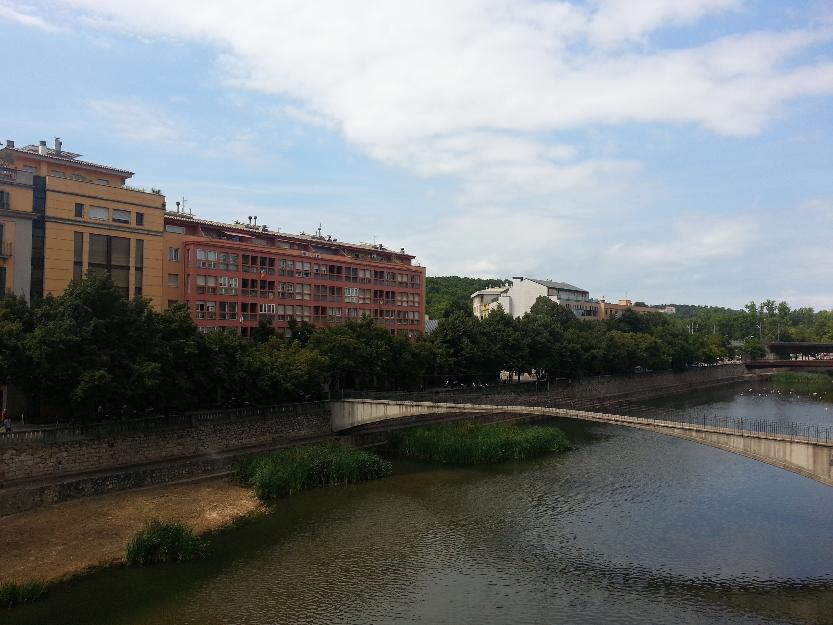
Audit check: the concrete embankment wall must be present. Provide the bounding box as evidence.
[0,403,330,484]
[0,403,334,515]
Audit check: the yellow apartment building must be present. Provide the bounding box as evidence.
[0,138,165,305]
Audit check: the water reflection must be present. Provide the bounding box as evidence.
[6,382,833,625]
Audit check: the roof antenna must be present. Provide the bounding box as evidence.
[317,222,322,238]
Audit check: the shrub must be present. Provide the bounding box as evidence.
[0,580,46,608]
[126,519,207,566]
[236,444,392,500]
[388,421,569,464]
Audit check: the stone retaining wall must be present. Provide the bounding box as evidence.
[0,403,331,484]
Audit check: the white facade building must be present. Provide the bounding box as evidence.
[472,277,599,320]
[471,285,510,319]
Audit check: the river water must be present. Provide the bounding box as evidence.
[7,377,833,625]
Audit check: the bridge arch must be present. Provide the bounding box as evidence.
[332,400,833,488]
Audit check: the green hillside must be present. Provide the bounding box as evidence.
[426,276,508,319]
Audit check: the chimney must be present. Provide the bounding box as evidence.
[5,140,13,149]
[38,140,47,155]
[54,138,62,155]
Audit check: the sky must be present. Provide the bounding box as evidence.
[3,0,833,309]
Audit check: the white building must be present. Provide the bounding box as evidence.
[473,277,599,320]
[471,285,510,319]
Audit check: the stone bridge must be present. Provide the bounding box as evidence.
[332,400,833,488]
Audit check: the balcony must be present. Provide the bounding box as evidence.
[0,241,12,257]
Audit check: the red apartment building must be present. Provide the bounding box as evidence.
[162,211,425,337]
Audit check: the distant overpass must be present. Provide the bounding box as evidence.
[746,342,833,370]
[767,342,833,358]
[746,359,833,370]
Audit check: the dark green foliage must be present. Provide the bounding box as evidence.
[126,519,207,566]
[237,444,392,500]
[771,372,832,395]
[426,276,507,319]
[389,422,569,464]
[0,581,46,609]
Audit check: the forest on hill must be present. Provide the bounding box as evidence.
[426,276,508,318]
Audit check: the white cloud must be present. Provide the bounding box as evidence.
[0,2,66,32]
[606,216,755,266]
[587,0,742,47]
[61,2,833,178]
[42,1,833,306]
[88,98,182,144]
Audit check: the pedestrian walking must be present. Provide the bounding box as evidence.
[2,408,10,433]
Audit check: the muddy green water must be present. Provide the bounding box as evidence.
[7,378,833,625]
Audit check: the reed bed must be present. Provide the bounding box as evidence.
[388,421,569,464]
[236,444,392,500]
[0,581,45,609]
[772,372,832,386]
[126,519,207,566]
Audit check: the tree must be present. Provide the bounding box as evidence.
[252,316,277,343]
[481,304,528,380]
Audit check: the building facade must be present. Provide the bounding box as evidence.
[1,138,426,336]
[598,299,657,319]
[0,139,166,304]
[471,285,509,319]
[163,212,426,337]
[475,277,598,320]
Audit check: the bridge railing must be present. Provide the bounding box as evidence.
[565,397,833,443]
[342,391,833,443]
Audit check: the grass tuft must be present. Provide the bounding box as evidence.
[0,580,46,609]
[772,372,832,386]
[388,421,569,464]
[236,444,392,500]
[126,519,207,566]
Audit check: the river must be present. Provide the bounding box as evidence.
[6,377,833,625]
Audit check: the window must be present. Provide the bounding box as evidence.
[49,170,66,178]
[168,247,179,261]
[196,274,217,294]
[21,165,36,174]
[167,300,179,309]
[134,239,144,296]
[136,212,144,226]
[74,203,83,218]
[165,224,186,234]
[219,301,238,320]
[0,191,9,210]
[112,210,130,224]
[167,274,179,288]
[196,249,217,268]
[196,301,216,319]
[73,232,83,282]
[96,178,110,186]
[70,174,84,182]
[88,234,131,297]
[90,206,108,221]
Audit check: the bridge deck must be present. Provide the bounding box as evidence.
[333,399,833,488]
